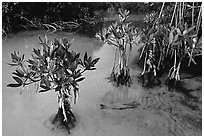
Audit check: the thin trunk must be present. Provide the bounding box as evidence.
[174,50,177,71]
[127,43,132,69]
[182,2,185,22]
[176,61,181,81]
[175,3,179,27]
[179,2,182,23]
[139,45,146,60]
[159,2,165,18]
[170,2,177,26]
[157,51,162,70]
[118,49,121,74]
[141,52,148,75]
[192,2,194,27]
[112,47,118,73]
[196,4,202,35]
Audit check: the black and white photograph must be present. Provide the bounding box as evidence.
[2,1,202,136]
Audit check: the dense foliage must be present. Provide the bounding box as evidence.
[7,36,100,133]
[139,2,202,88]
[97,2,202,89]
[2,2,164,36]
[2,2,107,35]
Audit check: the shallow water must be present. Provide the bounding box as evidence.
[2,30,202,136]
[2,30,105,135]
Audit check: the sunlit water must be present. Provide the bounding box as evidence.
[2,30,142,136]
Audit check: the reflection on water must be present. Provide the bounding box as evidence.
[101,83,144,108]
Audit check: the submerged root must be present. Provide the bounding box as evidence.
[52,106,76,134]
[109,69,132,87]
[139,71,161,88]
[165,77,182,91]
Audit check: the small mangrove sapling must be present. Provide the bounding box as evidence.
[96,9,141,87]
[7,36,100,134]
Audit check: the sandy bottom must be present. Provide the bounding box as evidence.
[2,31,202,136]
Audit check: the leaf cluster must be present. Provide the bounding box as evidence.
[96,9,141,49]
[7,36,100,102]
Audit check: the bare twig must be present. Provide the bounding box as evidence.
[16,14,36,27]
